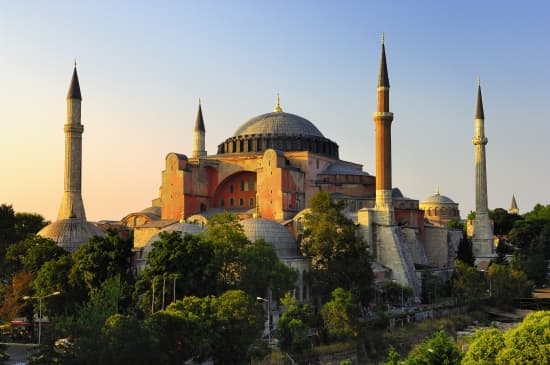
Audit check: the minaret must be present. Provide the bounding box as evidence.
[373,34,394,222]
[472,80,494,258]
[192,99,207,159]
[509,194,519,215]
[57,64,87,220]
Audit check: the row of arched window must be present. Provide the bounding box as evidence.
[220,197,255,208]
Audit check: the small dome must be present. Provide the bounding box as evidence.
[240,218,301,259]
[421,193,456,205]
[143,222,205,255]
[233,112,324,138]
[38,218,105,253]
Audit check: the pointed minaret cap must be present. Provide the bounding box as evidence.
[194,98,205,132]
[67,62,82,100]
[509,194,519,213]
[377,33,390,88]
[273,93,283,112]
[475,79,484,119]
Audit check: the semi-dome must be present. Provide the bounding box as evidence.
[38,218,105,253]
[233,112,324,138]
[240,217,301,259]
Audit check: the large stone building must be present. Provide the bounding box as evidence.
[127,39,463,298]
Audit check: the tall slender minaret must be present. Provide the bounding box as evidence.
[192,99,207,159]
[58,64,87,220]
[472,80,494,258]
[373,34,394,223]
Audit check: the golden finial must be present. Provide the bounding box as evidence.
[436,187,440,195]
[381,32,385,45]
[477,77,481,87]
[198,97,201,105]
[74,59,77,68]
[274,93,283,112]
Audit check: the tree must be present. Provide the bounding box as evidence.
[461,328,504,365]
[211,290,264,364]
[134,231,219,313]
[204,212,251,292]
[404,330,462,365]
[70,230,134,294]
[462,310,550,364]
[487,263,531,306]
[456,236,475,267]
[4,236,66,278]
[238,238,297,300]
[452,260,485,303]
[276,292,315,354]
[300,192,374,306]
[155,290,263,365]
[321,288,359,340]
[32,255,85,316]
[0,271,32,321]
[100,314,158,364]
[489,208,520,236]
[34,276,127,365]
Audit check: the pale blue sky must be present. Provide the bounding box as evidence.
[1,0,549,221]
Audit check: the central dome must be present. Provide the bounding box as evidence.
[233,111,324,138]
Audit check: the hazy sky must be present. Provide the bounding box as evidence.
[1,1,549,222]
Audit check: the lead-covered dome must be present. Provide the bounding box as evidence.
[217,100,339,158]
[38,218,105,253]
[240,217,301,259]
[233,112,324,138]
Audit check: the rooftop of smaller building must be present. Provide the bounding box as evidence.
[38,218,105,252]
[421,190,457,205]
[240,217,301,259]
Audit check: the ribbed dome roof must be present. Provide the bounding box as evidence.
[233,112,324,138]
[38,218,105,253]
[240,218,301,259]
[421,193,456,205]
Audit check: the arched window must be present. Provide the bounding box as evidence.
[249,197,255,207]
[229,183,234,193]
[240,180,245,191]
[230,198,234,207]
[220,199,225,207]
[239,198,244,206]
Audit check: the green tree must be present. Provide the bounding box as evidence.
[321,288,359,340]
[300,192,374,306]
[456,236,475,267]
[487,263,531,306]
[385,345,404,365]
[70,230,134,294]
[276,292,315,354]
[404,330,461,365]
[211,290,264,364]
[4,236,66,277]
[461,328,504,365]
[239,238,297,300]
[32,255,85,316]
[100,314,158,364]
[452,260,485,303]
[134,231,219,313]
[204,212,251,292]
[462,310,550,364]
[489,208,520,236]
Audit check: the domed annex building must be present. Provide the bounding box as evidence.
[420,189,460,227]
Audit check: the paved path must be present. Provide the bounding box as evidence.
[1,343,38,365]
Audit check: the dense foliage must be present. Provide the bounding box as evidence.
[463,310,550,364]
[300,192,374,307]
